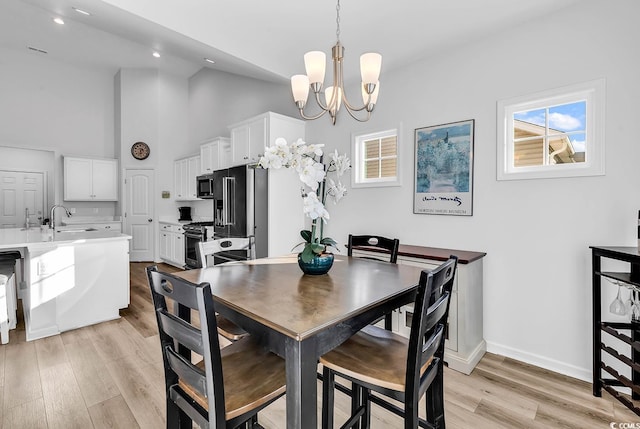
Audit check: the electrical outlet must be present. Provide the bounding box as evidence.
[38,260,48,276]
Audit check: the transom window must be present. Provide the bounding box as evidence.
[352,128,400,188]
[497,79,605,180]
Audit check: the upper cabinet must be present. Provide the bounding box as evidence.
[64,156,118,201]
[228,112,304,166]
[200,137,231,174]
[174,155,201,201]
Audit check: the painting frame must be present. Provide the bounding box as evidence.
[414,119,475,216]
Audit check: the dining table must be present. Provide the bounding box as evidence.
[175,254,427,428]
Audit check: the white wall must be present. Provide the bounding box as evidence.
[188,68,297,146]
[306,0,640,380]
[0,49,117,216]
[187,68,297,220]
[115,69,190,224]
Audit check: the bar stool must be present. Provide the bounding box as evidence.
[0,262,17,344]
[0,250,23,291]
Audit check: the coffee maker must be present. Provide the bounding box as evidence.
[178,206,192,221]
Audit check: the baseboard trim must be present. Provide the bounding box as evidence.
[445,340,487,375]
[486,341,591,382]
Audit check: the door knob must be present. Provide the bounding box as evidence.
[148,218,153,222]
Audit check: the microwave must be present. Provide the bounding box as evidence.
[196,174,215,199]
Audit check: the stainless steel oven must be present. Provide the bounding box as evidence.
[183,222,214,269]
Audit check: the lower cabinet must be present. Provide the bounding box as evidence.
[159,222,185,268]
[24,237,130,340]
[351,247,486,375]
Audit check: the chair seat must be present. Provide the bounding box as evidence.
[216,314,249,341]
[320,325,431,392]
[178,336,286,421]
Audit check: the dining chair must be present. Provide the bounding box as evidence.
[347,234,400,330]
[196,237,255,341]
[146,266,286,429]
[320,256,458,429]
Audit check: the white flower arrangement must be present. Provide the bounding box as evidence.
[258,137,351,262]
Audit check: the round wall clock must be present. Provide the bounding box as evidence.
[131,141,150,160]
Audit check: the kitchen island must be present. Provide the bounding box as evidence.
[0,227,131,341]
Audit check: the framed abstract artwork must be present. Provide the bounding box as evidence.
[414,119,475,216]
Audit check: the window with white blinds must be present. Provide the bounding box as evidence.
[352,128,401,188]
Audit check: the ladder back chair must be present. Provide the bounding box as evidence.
[196,237,255,341]
[320,256,458,429]
[146,266,286,429]
[347,234,400,330]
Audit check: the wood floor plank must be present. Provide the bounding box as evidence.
[35,335,69,370]
[2,398,48,429]
[65,341,120,407]
[59,326,92,346]
[3,341,42,411]
[2,261,637,428]
[475,357,617,418]
[104,356,165,429]
[40,362,93,429]
[88,395,141,429]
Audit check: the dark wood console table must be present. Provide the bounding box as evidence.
[591,246,640,416]
[352,244,486,374]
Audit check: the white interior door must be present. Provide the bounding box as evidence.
[125,169,154,261]
[0,170,45,228]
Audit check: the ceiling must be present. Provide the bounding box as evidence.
[2,0,582,83]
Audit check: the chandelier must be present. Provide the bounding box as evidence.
[290,0,382,125]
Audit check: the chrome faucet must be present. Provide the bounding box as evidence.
[49,205,72,229]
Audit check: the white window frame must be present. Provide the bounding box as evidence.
[351,127,401,188]
[497,79,605,180]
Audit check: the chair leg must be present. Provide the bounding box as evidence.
[425,369,445,429]
[351,382,362,429]
[361,387,370,429]
[384,313,393,331]
[322,366,335,429]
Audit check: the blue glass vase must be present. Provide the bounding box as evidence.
[297,252,334,275]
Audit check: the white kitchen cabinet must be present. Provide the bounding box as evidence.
[229,111,302,167]
[230,118,266,165]
[63,156,118,201]
[200,137,231,173]
[159,222,185,268]
[173,155,200,201]
[351,246,486,375]
[228,112,307,257]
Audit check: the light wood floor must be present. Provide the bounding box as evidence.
[0,262,638,428]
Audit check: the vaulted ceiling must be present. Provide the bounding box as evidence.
[2,0,582,82]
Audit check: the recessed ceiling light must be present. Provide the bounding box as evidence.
[152,51,161,58]
[53,17,65,25]
[72,7,92,16]
[27,46,48,54]
[204,58,215,64]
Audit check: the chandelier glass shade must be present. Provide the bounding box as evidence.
[290,0,382,125]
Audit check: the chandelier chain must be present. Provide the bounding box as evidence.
[336,0,341,42]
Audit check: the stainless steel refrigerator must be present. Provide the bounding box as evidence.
[212,165,268,260]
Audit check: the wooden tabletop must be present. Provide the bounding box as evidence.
[175,254,424,341]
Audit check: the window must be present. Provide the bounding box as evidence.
[497,79,605,180]
[352,128,400,188]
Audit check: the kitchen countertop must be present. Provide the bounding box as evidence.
[0,227,131,249]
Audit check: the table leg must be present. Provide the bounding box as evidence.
[285,337,318,429]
